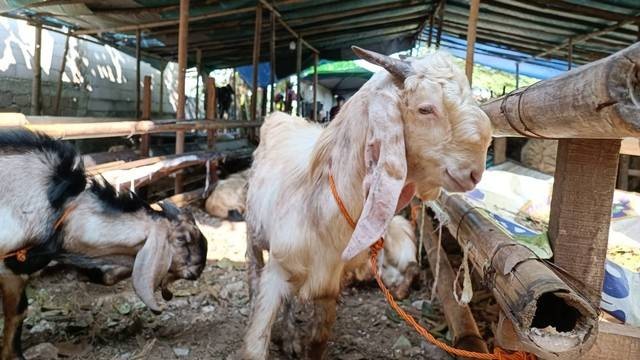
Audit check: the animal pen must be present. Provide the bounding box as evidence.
[0,1,639,360]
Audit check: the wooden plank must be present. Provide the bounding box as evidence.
[31,23,42,116]
[548,139,621,305]
[159,68,164,115]
[465,0,480,85]
[140,76,152,157]
[251,4,262,123]
[54,32,70,116]
[493,138,507,164]
[206,77,216,150]
[622,137,640,156]
[175,0,189,194]
[583,322,640,360]
[568,36,573,70]
[617,154,630,190]
[195,49,202,120]
[484,43,640,138]
[135,29,141,119]
[435,0,446,48]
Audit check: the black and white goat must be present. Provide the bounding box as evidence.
[0,130,207,360]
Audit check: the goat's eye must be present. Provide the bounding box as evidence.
[418,105,436,116]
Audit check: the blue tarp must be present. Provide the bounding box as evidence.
[236,62,273,88]
[438,34,570,79]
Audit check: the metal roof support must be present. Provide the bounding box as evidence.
[313,52,318,122]
[251,4,263,123]
[258,0,319,54]
[136,29,141,119]
[465,0,480,85]
[31,23,42,116]
[175,0,189,193]
[270,10,276,113]
[140,75,152,157]
[159,67,164,115]
[54,32,70,116]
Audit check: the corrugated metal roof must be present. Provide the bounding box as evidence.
[1,1,639,75]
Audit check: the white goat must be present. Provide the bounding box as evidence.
[343,215,419,300]
[0,130,207,360]
[205,169,250,220]
[242,47,492,359]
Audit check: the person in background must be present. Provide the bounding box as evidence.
[329,95,345,120]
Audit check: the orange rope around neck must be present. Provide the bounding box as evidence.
[328,173,535,360]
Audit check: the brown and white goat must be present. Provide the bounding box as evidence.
[242,47,492,359]
[0,130,207,360]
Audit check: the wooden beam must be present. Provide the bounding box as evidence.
[549,139,620,305]
[568,36,573,70]
[206,77,216,150]
[73,7,255,35]
[492,138,507,165]
[296,37,302,117]
[465,0,480,85]
[15,120,261,140]
[53,32,70,116]
[313,52,318,122]
[270,10,276,113]
[140,75,152,157]
[435,193,599,358]
[251,4,262,122]
[159,67,164,115]
[175,0,189,194]
[484,43,640,138]
[258,0,319,54]
[435,0,446,48]
[584,321,640,359]
[31,23,42,116]
[195,48,202,120]
[618,154,630,190]
[515,61,520,88]
[135,29,141,119]
[422,214,489,354]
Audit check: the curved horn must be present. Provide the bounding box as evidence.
[352,46,412,80]
[132,226,172,314]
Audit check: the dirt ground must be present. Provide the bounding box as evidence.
[18,207,497,360]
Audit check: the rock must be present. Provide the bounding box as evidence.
[202,305,216,313]
[29,320,54,334]
[173,347,190,357]
[24,343,58,360]
[411,300,424,310]
[392,335,412,351]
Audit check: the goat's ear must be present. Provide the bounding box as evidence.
[342,95,413,261]
[159,200,180,220]
[352,46,412,81]
[132,225,172,313]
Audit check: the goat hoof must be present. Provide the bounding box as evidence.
[280,334,304,359]
[227,209,244,222]
[161,287,174,301]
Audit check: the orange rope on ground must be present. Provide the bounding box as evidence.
[329,173,536,360]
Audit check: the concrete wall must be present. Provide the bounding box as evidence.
[0,17,204,118]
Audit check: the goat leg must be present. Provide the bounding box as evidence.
[279,299,304,359]
[307,296,338,360]
[245,226,266,302]
[0,275,28,360]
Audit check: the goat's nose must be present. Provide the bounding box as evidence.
[470,169,483,185]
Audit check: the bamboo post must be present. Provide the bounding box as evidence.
[296,37,302,117]
[206,77,216,149]
[159,67,164,115]
[195,48,202,120]
[434,193,599,359]
[140,76,152,157]
[54,32,70,116]
[465,0,480,86]
[31,23,42,116]
[483,43,640,138]
[270,10,276,113]
[422,214,489,355]
[250,4,262,122]
[136,29,141,119]
[313,52,318,122]
[175,0,189,193]
[549,139,621,305]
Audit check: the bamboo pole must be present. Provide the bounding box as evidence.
[433,193,599,359]
[135,29,141,119]
[422,214,489,356]
[313,52,318,122]
[159,67,164,115]
[296,37,302,117]
[16,120,261,140]
[175,0,189,193]
[31,23,42,116]
[195,49,202,120]
[54,32,70,116]
[270,10,276,113]
[483,42,640,138]
[465,0,480,86]
[140,76,152,157]
[251,4,262,122]
[206,77,216,149]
